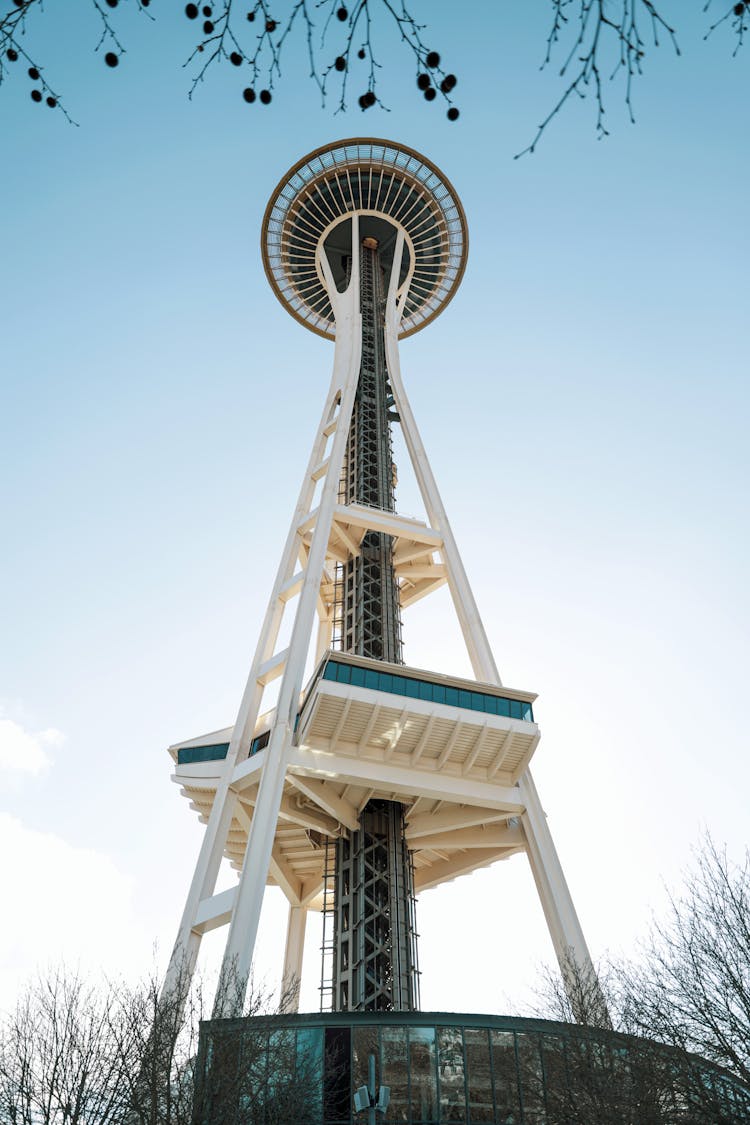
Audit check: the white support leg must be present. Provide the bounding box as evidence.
[384,237,606,1021]
[520,772,609,1023]
[213,219,365,1017]
[163,384,342,1004]
[281,904,308,1012]
[163,242,363,1007]
[383,246,501,687]
[162,788,237,1002]
[315,604,334,665]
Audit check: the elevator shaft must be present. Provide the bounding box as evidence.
[330,238,419,1012]
[339,241,402,663]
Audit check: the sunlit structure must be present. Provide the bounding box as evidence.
[164,139,603,1022]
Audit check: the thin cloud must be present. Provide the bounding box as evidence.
[0,813,147,1008]
[0,714,62,775]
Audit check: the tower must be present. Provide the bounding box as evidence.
[165,139,603,1022]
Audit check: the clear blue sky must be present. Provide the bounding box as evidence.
[1,3,748,1014]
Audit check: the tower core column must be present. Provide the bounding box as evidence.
[331,235,418,1012]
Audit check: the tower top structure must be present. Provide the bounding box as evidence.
[261,138,468,339]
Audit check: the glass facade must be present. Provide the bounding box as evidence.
[176,742,229,766]
[193,1012,750,1124]
[176,729,270,766]
[321,660,534,723]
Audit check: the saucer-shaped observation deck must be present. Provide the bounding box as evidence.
[261,138,468,339]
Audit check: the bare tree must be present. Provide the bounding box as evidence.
[0,968,129,1125]
[622,835,750,1091]
[532,833,750,1125]
[532,953,749,1123]
[0,2,747,149]
[0,962,314,1125]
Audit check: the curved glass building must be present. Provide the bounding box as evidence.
[192,1011,750,1124]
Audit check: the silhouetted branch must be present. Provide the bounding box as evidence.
[517,0,680,156]
[0,2,747,148]
[704,0,750,52]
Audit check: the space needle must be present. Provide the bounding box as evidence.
[164,138,603,1022]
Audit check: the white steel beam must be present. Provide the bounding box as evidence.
[193,886,236,935]
[214,219,365,1016]
[281,905,307,1012]
[277,793,340,836]
[412,824,525,851]
[406,806,510,839]
[383,232,605,1020]
[414,848,505,892]
[270,844,303,904]
[287,775,359,832]
[333,504,443,547]
[285,746,524,813]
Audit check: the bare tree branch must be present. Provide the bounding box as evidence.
[516,0,680,157]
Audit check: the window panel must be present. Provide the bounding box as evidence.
[381,1026,409,1123]
[465,1028,494,1122]
[437,1026,466,1121]
[353,1025,380,1103]
[516,1032,546,1123]
[491,1030,521,1124]
[408,1027,438,1123]
[540,1035,567,1124]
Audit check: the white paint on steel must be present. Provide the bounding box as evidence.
[166,141,606,1024]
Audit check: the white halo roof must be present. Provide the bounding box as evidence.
[261,138,468,340]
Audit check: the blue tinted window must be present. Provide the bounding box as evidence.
[405,678,420,698]
[510,700,522,720]
[419,681,432,701]
[350,666,365,687]
[522,704,533,722]
[380,673,393,694]
[484,697,498,716]
[433,685,446,705]
[364,669,379,690]
[445,687,459,707]
[177,743,229,766]
[323,663,337,681]
[496,698,510,717]
[392,676,406,695]
[459,690,472,709]
[471,692,484,712]
[337,663,351,683]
